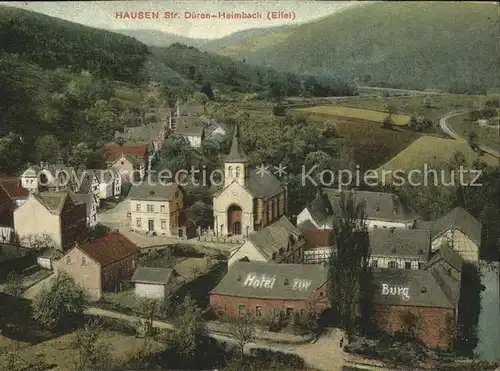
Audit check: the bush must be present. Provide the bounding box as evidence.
[272,104,286,116]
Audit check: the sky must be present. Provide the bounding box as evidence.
[2,1,359,39]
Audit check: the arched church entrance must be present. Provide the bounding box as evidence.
[227,204,242,236]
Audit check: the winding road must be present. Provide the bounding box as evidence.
[439,111,500,159]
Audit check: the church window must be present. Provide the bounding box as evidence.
[228,166,232,177]
[235,167,241,177]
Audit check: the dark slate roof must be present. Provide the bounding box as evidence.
[175,116,204,136]
[131,266,177,285]
[246,168,283,198]
[225,124,249,163]
[372,268,456,308]
[32,191,70,214]
[210,260,328,300]
[246,216,304,261]
[78,231,139,267]
[69,191,93,215]
[429,264,461,307]
[424,245,464,272]
[307,189,419,225]
[128,183,179,201]
[298,220,318,232]
[415,207,482,246]
[369,228,431,259]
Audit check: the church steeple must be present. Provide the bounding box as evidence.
[224,123,249,188]
[225,123,249,163]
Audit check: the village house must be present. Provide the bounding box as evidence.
[299,220,335,264]
[369,266,460,350]
[20,163,77,193]
[115,121,167,156]
[213,124,286,237]
[210,261,329,319]
[75,171,101,203]
[54,231,139,301]
[69,191,98,229]
[131,266,182,299]
[175,116,205,147]
[84,169,122,200]
[0,177,29,242]
[415,207,481,263]
[297,188,419,231]
[13,191,87,250]
[228,216,306,266]
[368,228,431,270]
[102,143,149,181]
[205,119,229,138]
[128,183,184,236]
[424,245,464,281]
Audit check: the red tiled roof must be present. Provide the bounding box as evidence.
[78,231,139,267]
[0,178,29,199]
[101,143,148,163]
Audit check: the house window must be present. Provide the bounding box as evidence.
[175,191,179,198]
[81,257,87,266]
[132,259,136,268]
[373,225,378,228]
[388,261,398,269]
[286,308,294,317]
[320,292,324,297]
[136,218,142,227]
[372,260,378,268]
[160,205,166,213]
[256,306,262,317]
[136,203,141,211]
[238,305,246,315]
[147,204,154,212]
[121,160,124,165]
[405,262,411,270]
[66,256,72,264]
[418,262,424,270]
[161,220,166,229]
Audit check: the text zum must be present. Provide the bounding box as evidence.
[381,284,410,301]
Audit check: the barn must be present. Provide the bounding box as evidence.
[131,266,181,299]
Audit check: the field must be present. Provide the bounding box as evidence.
[331,94,494,122]
[447,113,500,153]
[375,136,499,181]
[292,110,419,170]
[0,329,163,370]
[296,105,411,126]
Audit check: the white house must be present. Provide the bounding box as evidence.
[130,266,182,299]
[227,216,305,267]
[20,163,76,192]
[20,165,41,192]
[297,188,419,230]
[85,169,122,200]
[368,228,431,270]
[175,116,204,147]
[415,207,481,263]
[205,119,228,138]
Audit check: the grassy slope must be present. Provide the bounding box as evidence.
[296,106,411,126]
[448,113,500,152]
[232,2,498,91]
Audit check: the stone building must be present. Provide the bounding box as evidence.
[212,124,286,237]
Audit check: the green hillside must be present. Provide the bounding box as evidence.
[230,2,498,92]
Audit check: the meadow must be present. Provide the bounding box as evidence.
[296,105,411,126]
[447,113,500,153]
[375,136,498,182]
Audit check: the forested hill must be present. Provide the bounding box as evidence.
[0,5,149,83]
[226,2,498,93]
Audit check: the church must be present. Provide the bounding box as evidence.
[213,124,306,266]
[212,124,286,237]
[213,125,286,236]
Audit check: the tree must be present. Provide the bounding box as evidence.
[322,121,339,138]
[381,115,394,129]
[71,318,112,371]
[0,133,23,174]
[200,82,214,100]
[32,273,87,331]
[4,272,24,297]
[165,294,206,358]
[186,201,213,227]
[20,233,54,250]
[33,134,60,164]
[68,142,91,169]
[327,191,370,342]
[386,103,397,116]
[423,95,433,108]
[225,315,256,356]
[135,297,162,337]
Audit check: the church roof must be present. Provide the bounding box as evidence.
[225,123,249,163]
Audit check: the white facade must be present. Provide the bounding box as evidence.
[98,182,113,200]
[297,206,414,230]
[368,255,426,270]
[134,282,167,299]
[213,181,254,237]
[20,168,39,192]
[184,135,202,148]
[14,194,62,249]
[129,199,173,236]
[431,228,479,263]
[228,241,266,267]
